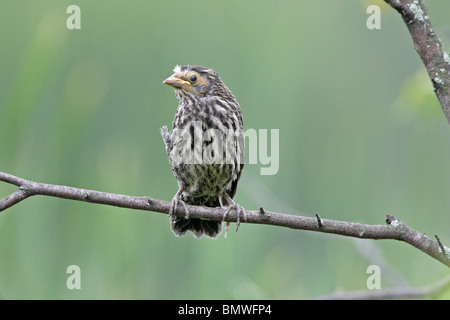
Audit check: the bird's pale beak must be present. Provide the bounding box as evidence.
[163,74,190,90]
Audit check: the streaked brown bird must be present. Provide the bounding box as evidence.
[161,65,245,238]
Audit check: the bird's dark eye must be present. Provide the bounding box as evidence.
[190,75,197,83]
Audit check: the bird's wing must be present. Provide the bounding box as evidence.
[160,125,171,154]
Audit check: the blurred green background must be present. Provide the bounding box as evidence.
[0,0,449,299]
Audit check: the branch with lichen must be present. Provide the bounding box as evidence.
[384,0,450,123]
[1,171,449,267]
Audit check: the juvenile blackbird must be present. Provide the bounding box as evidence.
[161,65,244,238]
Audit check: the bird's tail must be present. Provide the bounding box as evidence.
[171,217,222,239]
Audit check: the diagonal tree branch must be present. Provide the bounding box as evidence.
[1,171,449,267]
[316,274,450,300]
[384,0,450,123]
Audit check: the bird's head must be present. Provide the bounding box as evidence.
[163,65,234,100]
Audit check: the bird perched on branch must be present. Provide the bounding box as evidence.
[161,65,245,238]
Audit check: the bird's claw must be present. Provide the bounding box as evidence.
[169,188,189,221]
[222,194,246,238]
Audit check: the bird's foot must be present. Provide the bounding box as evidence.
[169,187,189,221]
[221,193,246,237]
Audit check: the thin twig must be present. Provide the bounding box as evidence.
[1,171,449,267]
[259,206,266,215]
[317,275,450,300]
[435,235,449,256]
[315,213,324,229]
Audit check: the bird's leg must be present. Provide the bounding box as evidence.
[169,187,190,221]
[221,192,246,235]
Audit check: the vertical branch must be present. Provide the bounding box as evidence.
[384,0,450,122]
